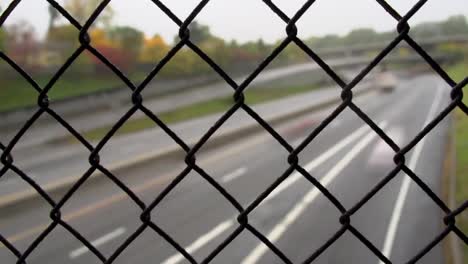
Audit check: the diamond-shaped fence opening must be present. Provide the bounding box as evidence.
[0,0,467,263]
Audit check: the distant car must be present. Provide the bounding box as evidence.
[376,71,397,93]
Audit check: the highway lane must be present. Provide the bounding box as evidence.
[0,74,451,263]
[0,90,379,255]
[0,59,366,151]
[235,79,448,264]
[0,79,374,200]
[155,75,448,264]
[3,83,380,239]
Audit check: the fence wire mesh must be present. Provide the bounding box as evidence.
[0,0,467,263]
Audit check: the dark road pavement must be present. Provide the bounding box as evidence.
[0,74,452,263]
[0,79,373,203]
[0,58,367,151]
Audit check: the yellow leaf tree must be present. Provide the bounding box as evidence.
[65,0,114,27]
[90,28,114,47]
[139,34,169,64]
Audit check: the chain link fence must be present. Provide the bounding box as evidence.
[1,0,467,263]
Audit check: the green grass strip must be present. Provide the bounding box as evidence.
[78,84,319,142]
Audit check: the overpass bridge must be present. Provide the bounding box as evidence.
[314,34,468,58]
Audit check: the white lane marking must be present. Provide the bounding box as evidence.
[221,167,248,183]
[368,127,405,167]
[161,123,374,264]
[291,136,308,148]
[330,119,342,128]
[291,121,342,147]
[265,124,371,203]
[69,227,126,259]
[242,122,388,264]
[379,84,444,263]
[162,220,234,264]
[0,174,37,186]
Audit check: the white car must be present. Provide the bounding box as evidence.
[376,71,397,93]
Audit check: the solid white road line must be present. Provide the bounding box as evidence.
[292,137,306,148]
[221,167,248,183]
[242,122,388,264]
[161,122,376,264]
[162,220,234,264]
[330,119,342,128]
[291,121,341,147]
[378,84,444,263]
[1,173,37,186]
[69,227,126,259]
[265,124,371,203]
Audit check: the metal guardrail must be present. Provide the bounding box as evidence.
[0,0,467,263]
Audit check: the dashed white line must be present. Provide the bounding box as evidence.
[221,167,248,183]
[69,227,126,259]
[242,122,388,264]
[161,122,375,264]
[162,220,234,264]
[379,83,444,263]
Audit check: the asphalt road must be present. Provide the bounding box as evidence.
[0,57,368,151]
[0,78,373,200]
[0,74,452,263]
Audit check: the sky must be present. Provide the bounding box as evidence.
[3,0,468,44]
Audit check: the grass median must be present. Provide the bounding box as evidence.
[0,71,148,113]
[1,77,117,112]
[74,84,320,142]
[449,63,468,263]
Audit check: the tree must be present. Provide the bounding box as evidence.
[87,28,128,73]
[65,0,114,27]
[0,6,5,51]
[200,36,231,68]
[410,16,468,39]
[276,44,305,64]
[256,39,271,57]
[108,26,144,64]
[308,34,342,49]
[344,28,379,46]
[48,5,60,33]
[139,34,170,63]
[187,21,212,44]
[90,27,113,47]
[47,24,78,47]
[441,15,468,35]
[228,40,258,64]
[46,24,81,64]
[6,21,38,67]
[89,44,129,72]
[0,29,5,51]
[65,0,87,23]
[412,22,443,39]
[162,49,203,77]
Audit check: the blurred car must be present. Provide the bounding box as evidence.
[376,71,397,93]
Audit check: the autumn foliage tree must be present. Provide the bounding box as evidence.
[64,0,114,27]
[0,6,6,51]
[139,34,169,64]
[90,28,114,47]
[47,25,78,48]
[88,27,129,72]
[0,28,6,51]
[108,26,144,66]
[6,21,38,69]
